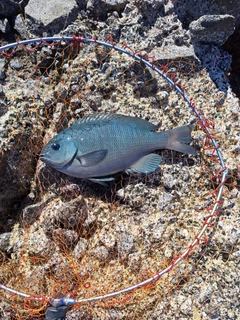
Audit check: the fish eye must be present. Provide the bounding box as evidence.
[51,143,60,151]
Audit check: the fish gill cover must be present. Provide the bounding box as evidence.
[0,35,239,320]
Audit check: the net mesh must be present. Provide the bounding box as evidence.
[0,37,238,319]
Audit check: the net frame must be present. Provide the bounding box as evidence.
[0,36,228,310]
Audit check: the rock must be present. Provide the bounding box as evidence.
[8,224,24,253]
[99,229,116,248]
[21,195,54,226]
[94,245,109,261]
[0,85,5,97]
[27,227,55,256]
[52,228,79,250]
[72,238,88,259]
[75,0,86,10]
[180,297,192,314]
[198,285,213,303]
[193,44,232,92]
[170,0,240,23]
[41,197,88,237]
[128,252,141,271]
[0,233,11,251]
[158,191,175,209]
[25,0,80,36]
[134,0,164,21]
[116,188,125,198]
[0,149,35,233]
[59,309,93,320]
[189,15,235,46]
[43,253,70,276]
[86,0,128,20]
[0,59,6,81]
[116,223,134,260]
[0,0,29,19]
[163,173,176,189]
[9,58,23,71]
[148,44,200,68]
[13,14,30,38]
[0,19,10,33]
[121,3,141,24]
[151,223,166,241]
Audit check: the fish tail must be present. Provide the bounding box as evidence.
[166,125,197,155]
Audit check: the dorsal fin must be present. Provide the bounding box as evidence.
[74,113,157,131]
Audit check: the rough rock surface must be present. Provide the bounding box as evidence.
[86,0,128,20]
[25,0,81,36]
[0,0,29,19]
[170,0,240,23]
[189,14,235,46]
[0,0,29,34]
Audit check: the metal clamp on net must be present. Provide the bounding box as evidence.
[45,306,68,320]
[45,296,78,320]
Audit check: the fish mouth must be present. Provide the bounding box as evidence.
[39,153,51,165]
[39,153,46,161]
[39,148,78,170]
[39,154,65,170]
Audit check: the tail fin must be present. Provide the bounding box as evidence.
[166,125,197,155]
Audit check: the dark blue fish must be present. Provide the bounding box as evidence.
[40,113,196,185]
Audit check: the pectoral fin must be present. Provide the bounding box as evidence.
[76,150,108,167]
[126,154,162,174]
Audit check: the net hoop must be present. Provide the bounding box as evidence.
[0,36,228,307]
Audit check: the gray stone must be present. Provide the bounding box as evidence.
[170,0,240,23]
[41,197,88,236]
[86,0,128,20]
[75,0,86,10]
[13,14,30,38]
[134,0,164,20]
[73,238,88,259]
[22,195,54,226]
[0,59,6,81]
[0,19,10,33]
[99,229,116,248]
[148,44,199,66]
[116,223,134,260]
[25,0,80,36]
[9,58,23,71]
[122,3,138,17]
[189,15,235,46]
[52,228,79,249]
[94,245,109,261]
[0,85,5,97]
[116,188,125,198]
[27,228,54,256]
[0,0,29,19]
[193,44,232,92]
[0,233,11,251]
[163,173,176,189]
[128,252,141,271]
[104,0,128,9]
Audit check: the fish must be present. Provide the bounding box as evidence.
[40,113,196,185]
